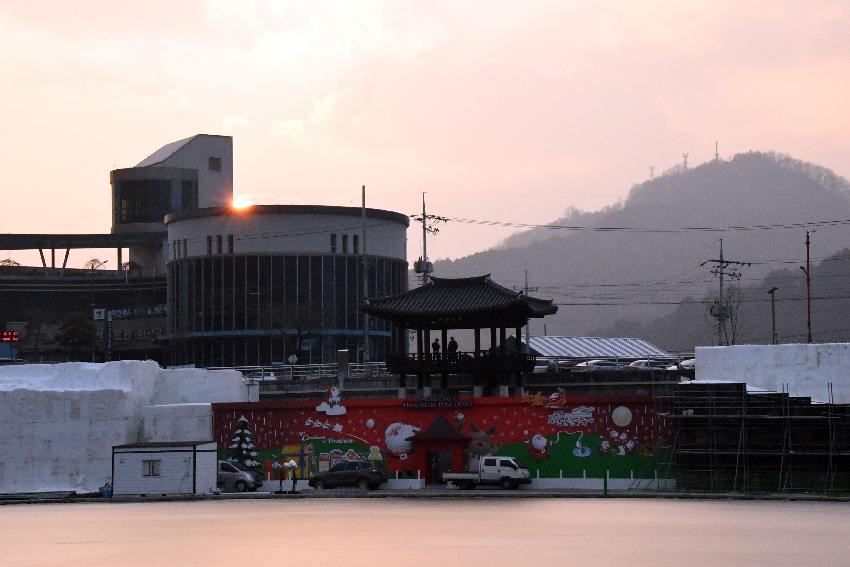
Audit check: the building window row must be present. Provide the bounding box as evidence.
[329,233,360,254]
[207,235,235,255]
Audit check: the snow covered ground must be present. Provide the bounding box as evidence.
[696,343,850,403]
[0,361,254,494]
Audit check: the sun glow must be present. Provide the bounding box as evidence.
[232,196,253,210]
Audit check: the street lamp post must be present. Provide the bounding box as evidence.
[285,459,298,493]
[272,459,284,493]
[800,231,812,343]
[767,287,778,345]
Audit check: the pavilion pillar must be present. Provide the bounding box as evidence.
[515,326,522,348]
[398,373,407,399]
[474,328,480,359]
[441,328,448,360]
[416,330,423,360]
[424,329,431,356]
[490,327,496,352]
[499,327,506,353]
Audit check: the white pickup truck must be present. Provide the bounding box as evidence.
[442,456,532,490]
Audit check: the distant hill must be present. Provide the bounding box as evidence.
[432,152,850,342]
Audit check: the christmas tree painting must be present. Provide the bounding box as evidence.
[229,415,261,471]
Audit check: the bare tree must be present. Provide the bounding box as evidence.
[722,285,746,345]
[705,284,746,346]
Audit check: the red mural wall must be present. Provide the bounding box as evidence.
[213,389,671,484]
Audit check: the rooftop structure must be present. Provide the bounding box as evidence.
[365,275,556,329]
[523,335,671,360]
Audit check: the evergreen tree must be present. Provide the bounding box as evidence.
[57,312,97,361]
[228,415,260,470]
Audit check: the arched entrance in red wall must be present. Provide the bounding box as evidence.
[411,416,468,484]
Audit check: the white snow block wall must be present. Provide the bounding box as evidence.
[143,404,213,442]
[0,388,133,494]
[0,361,250,494]
[696,343,850,403]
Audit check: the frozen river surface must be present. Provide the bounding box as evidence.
[2,499,849,566]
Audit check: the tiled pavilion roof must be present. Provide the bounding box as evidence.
[364,275,557,329]
[413,415,467,442]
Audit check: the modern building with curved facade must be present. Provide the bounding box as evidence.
[165,205,409,367]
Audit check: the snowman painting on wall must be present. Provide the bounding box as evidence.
[315,386,347,415]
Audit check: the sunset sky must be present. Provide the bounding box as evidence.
[1,1,849,266]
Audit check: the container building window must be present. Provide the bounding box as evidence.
[143,460,161,477]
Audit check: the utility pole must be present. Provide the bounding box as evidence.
[702,239,751,346]
[767,287,778,345]
[361,185,369,362]
[800,231,813,343]
[518,270,539,345]
[411,193,447,286]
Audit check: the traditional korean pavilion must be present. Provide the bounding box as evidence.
[364,275,557,396]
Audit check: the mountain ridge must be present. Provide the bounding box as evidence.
[431,152,850,339]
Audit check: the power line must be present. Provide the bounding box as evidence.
[553,294,850,307]
[419,214,850,234]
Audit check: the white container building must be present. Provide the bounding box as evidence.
[112,441,217,496]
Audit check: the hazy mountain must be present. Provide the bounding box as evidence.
[432,152,850,341]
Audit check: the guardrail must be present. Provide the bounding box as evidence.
[210,362,390,383]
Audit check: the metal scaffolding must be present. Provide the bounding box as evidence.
[666,382,850,494]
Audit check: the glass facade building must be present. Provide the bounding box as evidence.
[165,205,409,367]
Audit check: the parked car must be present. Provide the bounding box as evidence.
[308,460,387,490]
[667,358,695,372]
[627,359,669,371]
[217,460,263,492]
[573,360,623,372]
[244,371,277,381]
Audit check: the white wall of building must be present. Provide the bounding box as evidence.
[696,342,850,403]
[156,135,233,208]
[0,361,249,494]
[167,208,407,261]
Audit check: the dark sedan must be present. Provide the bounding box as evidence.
[308,460,387,490]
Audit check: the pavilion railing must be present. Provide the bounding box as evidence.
[386,350,536,375]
